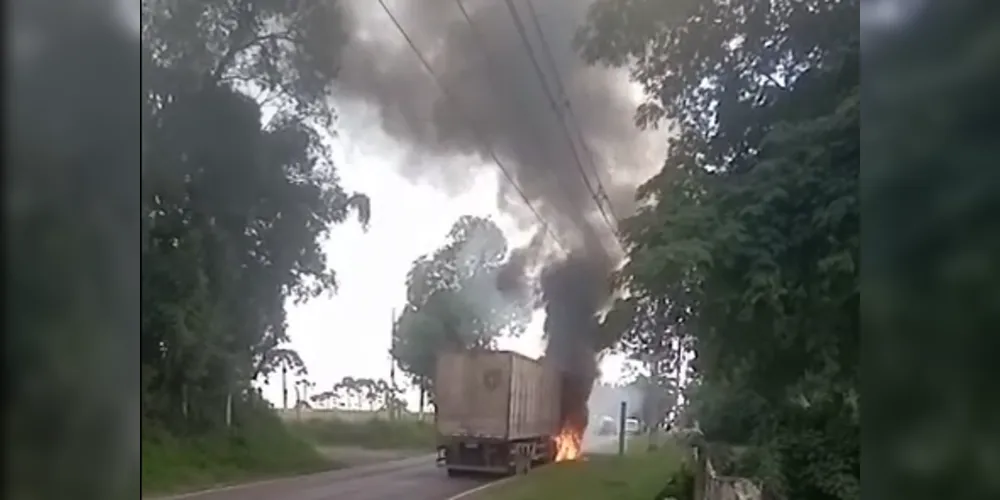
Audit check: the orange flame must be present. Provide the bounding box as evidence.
[553,426,584,462]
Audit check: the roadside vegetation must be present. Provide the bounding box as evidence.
[142,408,437,495]
[141,411,334,496]
[139,1,372,494]
[475,446,686,500]
[578,0,860,499]
[288,416,436,451]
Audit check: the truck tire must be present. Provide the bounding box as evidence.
[446,468,461,478]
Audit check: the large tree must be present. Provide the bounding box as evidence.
[392,216,532,409]
[140,0,369,432]
[578,1,859,498]
[603,294,689,434]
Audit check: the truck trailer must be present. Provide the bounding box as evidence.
[434,349,561,476]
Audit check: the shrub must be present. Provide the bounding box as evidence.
[289,417,436,450]
[141,410,333,495]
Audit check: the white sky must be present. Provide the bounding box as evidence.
[257,100,632,410]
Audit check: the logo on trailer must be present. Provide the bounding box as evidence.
[483,369,501,391]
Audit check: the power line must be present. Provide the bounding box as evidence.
[503,0,624,251]
[451,0,595,248]
[522,0,619,224]
[375,0,567,255]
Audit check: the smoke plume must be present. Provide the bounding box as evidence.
[336,0,662,432]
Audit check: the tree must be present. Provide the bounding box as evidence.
[391,216,532,411]
[326,376,399,413]
[142,0,349,130]
[140,0,370,436]
[333,377,361,410]
[578,1,858,498]
[310,390,338,409]
[605,294,688,439]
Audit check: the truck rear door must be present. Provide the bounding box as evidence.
[435,351,512,440]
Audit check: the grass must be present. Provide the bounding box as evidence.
[142,410,436,496]
[141,418,336,496]
[626,431,670,454]
[288,417,437,450]
[474,444,687,500]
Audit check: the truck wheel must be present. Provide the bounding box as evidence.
[446,468,461,478]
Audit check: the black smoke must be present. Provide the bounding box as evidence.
[337,0,656,430]
[540,252,610,431]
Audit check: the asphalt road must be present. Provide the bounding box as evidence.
[156,436,626,500]
[158,455,493,500]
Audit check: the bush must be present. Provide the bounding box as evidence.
[651,455,696,500]
[141,413,334,495]
[289,417,436,450]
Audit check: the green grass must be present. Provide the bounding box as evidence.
[288,417,437,450]
[141,419,336,496]
[626,431,669,454]
[475,445,687,500]
[142,415,436,496]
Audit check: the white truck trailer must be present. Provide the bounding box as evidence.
[434,350,561,476]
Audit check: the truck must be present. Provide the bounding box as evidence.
[434,349,561,476]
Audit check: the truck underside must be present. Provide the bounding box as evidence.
[437,435,555,476]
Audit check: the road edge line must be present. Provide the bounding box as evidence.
[445,475,519,500]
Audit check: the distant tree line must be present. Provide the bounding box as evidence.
[309,376,407,413]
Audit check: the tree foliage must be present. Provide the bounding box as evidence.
[311,376,405,412]
[141,0,369,433]
[579,1,859,499]
[391,216,533,398]
[606,295,691,428]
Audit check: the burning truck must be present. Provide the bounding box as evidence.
[433,349,590,476]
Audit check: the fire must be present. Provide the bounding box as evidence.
[553,426,584,462]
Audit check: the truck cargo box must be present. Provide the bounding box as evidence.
[434,350,560,441]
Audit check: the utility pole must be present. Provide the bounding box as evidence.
[646,352,661,451]
[281,364,288,410]
[225,391,233,428]
[618,401,628,456]
[389,308,399,420]
[294,382,302,421]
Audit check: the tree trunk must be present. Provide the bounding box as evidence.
[181,383,189,419]
[418,381,426,421]
[225,391,232,428]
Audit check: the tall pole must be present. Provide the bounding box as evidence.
[618,401,627,456]
[390,308,398,419]
[281,365,288,410]
[647,353,660,450]
[294,383,301,421]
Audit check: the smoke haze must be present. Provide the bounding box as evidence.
[336,0,665,431]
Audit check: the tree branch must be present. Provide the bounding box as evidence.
[211,31,300,83]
